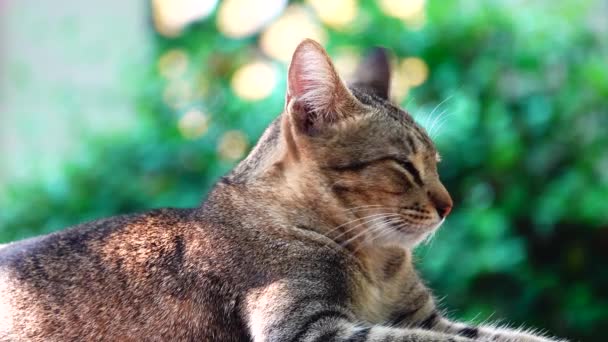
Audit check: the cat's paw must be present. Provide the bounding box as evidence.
[483,333,568,342]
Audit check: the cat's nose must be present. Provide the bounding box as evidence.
[428,188,453,218]
[434,201,452,218]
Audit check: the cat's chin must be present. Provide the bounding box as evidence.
[373,218,445,249]
[372,232,428,249]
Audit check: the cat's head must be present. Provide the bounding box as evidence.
[243,39,452,248]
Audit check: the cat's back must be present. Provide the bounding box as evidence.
[0,207,254,341]
[0,208,195,269]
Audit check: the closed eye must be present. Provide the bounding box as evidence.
[394,159,423,186]
[327,156,424,187]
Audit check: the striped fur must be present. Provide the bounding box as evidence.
[0,40,566,341]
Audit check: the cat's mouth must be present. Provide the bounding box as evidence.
[378,216,445,247]
[386,216,443,233]
[338,211,445,248]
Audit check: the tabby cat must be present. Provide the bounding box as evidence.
[0,39,564,342]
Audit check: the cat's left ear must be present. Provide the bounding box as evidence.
[285,39,363,135]
[351,47,391,100]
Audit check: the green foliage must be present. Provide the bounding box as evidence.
[1,1,607,340]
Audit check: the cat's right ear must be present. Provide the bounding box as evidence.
[351,47,391,100]
[284,39,362,136]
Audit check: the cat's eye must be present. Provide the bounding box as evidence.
[393,158,423,186]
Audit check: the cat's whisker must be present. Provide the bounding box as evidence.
[341,223,381,248]
[328,213,400,238]
[344,206,399,213]
[425,95,454,134]
[429,111,448,138]
[431,115,452,139]
[428,109,447,136]
[352,217,403,254]
[366,219,395,242]
[421,109,433,131]
[421,230,436,246]
[426,95,453,131]
[425,219,447,246]
[330,212,397,231]
[333,214,402,241]
[372,217,401,237]
[381,217,404,236]
[324,215,381,238]
[430,111,453,139]
[339,214,401,246]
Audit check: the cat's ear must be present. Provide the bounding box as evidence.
[285,39,362,135]
[351,47,391,100]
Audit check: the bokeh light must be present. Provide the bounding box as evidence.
[400,57,429,86]
[217,0,287,38]
[158,49,189,80]
[403,9,427,29]
[218,130,248,160]
[153,0,218,37]
[390,70,410,103]
[307,0,358,29]
[163,80,193,109]
[378,0,425,21]
[231,61,277,101]
[333,48,360,81]
[260,5,327,62]
[178,109,210,140]
[390,57,429,103]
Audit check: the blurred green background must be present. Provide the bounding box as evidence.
[1,0,607,340]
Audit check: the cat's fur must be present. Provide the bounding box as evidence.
[0,40,564,342]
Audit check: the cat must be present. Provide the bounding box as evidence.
[0,39,565,342]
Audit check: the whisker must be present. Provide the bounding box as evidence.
[341,224,378,247]
[344,206,400,213]
[324,213,389,236]
[426,95,453,129]
[329,213,401,239]
[426,219,446,246]
[373,217,401,237]
[334,214,402,240]
[428,109,447,136]
[368,218,396,241]
[421,230,436,246]
[352,217,403,254]
[430,113,452,139]
[340,214,399,246]
[431,115,452,139]
[430,110,449,138]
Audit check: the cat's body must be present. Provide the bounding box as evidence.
[0,40,564,341]
[0,188,395,341]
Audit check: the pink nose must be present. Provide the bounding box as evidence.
[436,203,452,218]
[428,190,453,218]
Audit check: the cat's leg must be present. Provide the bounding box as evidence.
[388,284,566,342]
[424,315,567,342]
[244,279,474,342]
[254,317,475,342]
